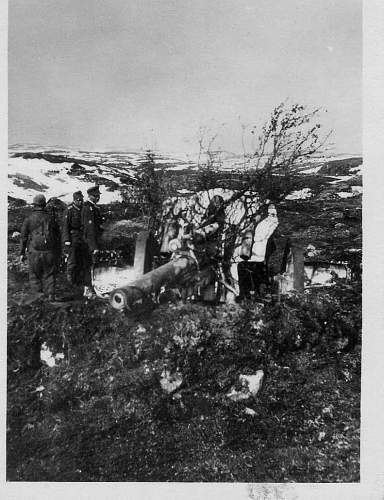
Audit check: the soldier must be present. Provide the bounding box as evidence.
[62,191,86,286]
[193,195,226,301]
[236,204,279,300]
[196,195,226,265]
[19,194,61,301]
[81,185,105,298]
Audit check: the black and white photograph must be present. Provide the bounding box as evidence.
[5,0,371,490]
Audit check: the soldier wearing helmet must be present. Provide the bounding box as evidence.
[19,194,61,301]
[62,191,87,286]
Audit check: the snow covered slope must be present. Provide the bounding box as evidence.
[8,146,362,205]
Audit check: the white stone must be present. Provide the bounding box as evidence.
[227,387,250,402]
[40,343,56,367]
[240,371,264,396]
[160,369,183,393]
[227,370,264,401]
[244,407,257,416]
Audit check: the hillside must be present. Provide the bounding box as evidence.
[8,148,362,272]
[7,148,362,481]
[8,147,362,204]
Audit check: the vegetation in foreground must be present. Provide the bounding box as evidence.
[7,199,362,481]
[7,273,360,481]
[7,190,361,482]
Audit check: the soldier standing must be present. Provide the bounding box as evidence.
[193,195,226,301]
[19,194,61,301]
[62,191,86,286]
[236,204,279,300]
[81,185,105,298]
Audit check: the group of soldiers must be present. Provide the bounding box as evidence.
[19,185,104,301]
[19,185,279,303]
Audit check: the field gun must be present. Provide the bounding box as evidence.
[93,226,221,312]
[93,221,354,313]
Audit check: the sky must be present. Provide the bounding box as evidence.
[8,0,361,154]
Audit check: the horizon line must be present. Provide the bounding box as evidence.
[7,143,363,158]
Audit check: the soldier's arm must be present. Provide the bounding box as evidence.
[20,218,30,256]
[99,207,106,230]
[62,208,71,244]
[52,214,61,250]
[84,205,98,251]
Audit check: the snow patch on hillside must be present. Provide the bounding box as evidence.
[329,174,361,184]
[8,157,122,204]
[286,188,312,200]
[8,148,363,205]
[337,191,361,199]
[300,165,323,174]
[350,165,362,175]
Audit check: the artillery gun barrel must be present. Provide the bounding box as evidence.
[110,255,198,311]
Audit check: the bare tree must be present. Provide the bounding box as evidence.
[228,102,331,205]
[190,103,331,273]
[135,103,331,297]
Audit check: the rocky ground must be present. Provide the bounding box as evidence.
[7,155,362,481]
[7,297,361,481]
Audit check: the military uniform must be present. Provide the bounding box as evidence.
[81,198,104,287]
[198,197,226,266]
[81,200,104,251]
[20,204,61,296]
[62,202,88,285]
[195,196,226,301]
[237,208,278,299]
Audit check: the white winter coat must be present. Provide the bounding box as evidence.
[233,214,279,263]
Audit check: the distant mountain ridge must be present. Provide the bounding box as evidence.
[8,146,362,205]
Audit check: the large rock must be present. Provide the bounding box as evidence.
[240,372,264,396]
[227,370,264,401]
[160,370,183,393]
[10,231,21,241]
[40,342,65,368]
